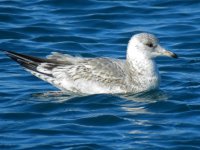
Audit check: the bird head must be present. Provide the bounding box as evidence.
[127,33,178,60]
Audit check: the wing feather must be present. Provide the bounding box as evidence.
[52,58,125,85]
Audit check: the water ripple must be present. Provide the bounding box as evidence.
[0,0,199,149]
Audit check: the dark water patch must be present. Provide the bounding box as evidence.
[22,128,84,136]
[145,100,191,113]
[0,144,19,150]
[12,26,67,35]
[0,13,32,25]
[63,94,123,104]
[0,30,30,39]
[75,114,128,126]
[49,41,90,52]
[33,35,97,43]
[174,42,200,50]
[0,6,29,14]
[0,1,22,7]
[153,0,200,8]
[155,24,197,34]
[23,102,68,113]
[0,112,46,121]
[36,0,97,9]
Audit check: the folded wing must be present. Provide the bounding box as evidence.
[2,50,126,93]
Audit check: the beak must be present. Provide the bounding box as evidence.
[156,45,178,58]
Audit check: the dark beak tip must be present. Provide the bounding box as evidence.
[172,53,178,59]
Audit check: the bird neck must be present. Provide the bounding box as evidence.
[126,42,158,76]
[125,47,160,92]
[126,55,158,77]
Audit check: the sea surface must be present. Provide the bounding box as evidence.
[0,0,200,149]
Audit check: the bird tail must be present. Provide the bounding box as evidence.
[1,49,57,77]
[0,49,73,91]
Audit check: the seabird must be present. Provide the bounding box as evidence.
[1,33,178,94]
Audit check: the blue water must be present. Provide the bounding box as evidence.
[0,0,200,149]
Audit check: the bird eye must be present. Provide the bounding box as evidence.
[146,43,153,48]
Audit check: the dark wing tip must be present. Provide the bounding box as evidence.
[0,49,18,57]
[172,53,178,59]
[1,48,55,77]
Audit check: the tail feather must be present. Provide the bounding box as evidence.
[1,49,60,63]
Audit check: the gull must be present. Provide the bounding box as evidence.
[1,33,178,94]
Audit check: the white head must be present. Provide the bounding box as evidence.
[127,33,178,60]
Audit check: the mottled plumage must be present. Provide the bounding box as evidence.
[2,33,178,94]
